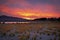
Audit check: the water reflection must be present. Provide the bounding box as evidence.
[0,22,30,24]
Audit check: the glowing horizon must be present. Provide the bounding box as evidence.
[0,0,60,20]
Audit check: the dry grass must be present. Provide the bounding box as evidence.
[0,21,60,40]
[0,21,60,33]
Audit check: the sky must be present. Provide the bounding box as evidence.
[0,0,60,20]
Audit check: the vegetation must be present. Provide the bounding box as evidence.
[0,21,60,40]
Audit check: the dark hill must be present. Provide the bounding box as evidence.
[0,15,29,22]
[34,18,60,21]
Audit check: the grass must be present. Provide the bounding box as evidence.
[0,21,60,40]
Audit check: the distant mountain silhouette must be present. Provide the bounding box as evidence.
[0,15,29,22]
[34,18,60,21]
[34,18,47,21]
[57,17,60,21]
[0,15,60,22]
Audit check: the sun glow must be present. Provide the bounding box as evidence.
[17,11,59,20]
[17,12,35,20]
[21,13,33,16]
[22,17,35,20]
[17,12,34,16]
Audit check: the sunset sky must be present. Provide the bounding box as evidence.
[0,0,60,20]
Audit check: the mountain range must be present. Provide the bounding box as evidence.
[0,15,29,22]
[0,15,60,22]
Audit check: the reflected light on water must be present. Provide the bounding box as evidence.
[0,22,30,24]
